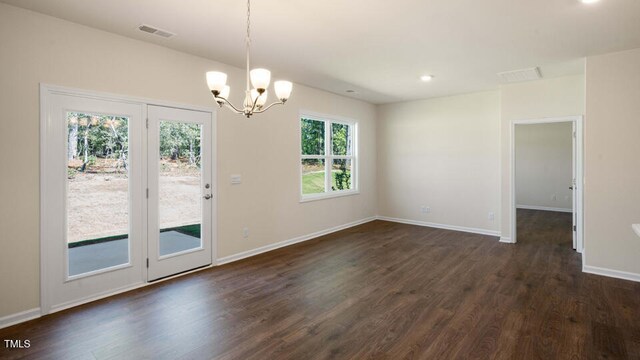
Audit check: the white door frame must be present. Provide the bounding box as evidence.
[509,115,584,253]
[40,84,217,314]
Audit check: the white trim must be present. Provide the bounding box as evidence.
[516,205,572,213]
[583,265,640,283]
[39,85,50,315]
[40,84,216,113]
[499,237,514,244]
[217,217,377,265]
[509,115,584,252]
[299,190,360,203]
[376,216,500,237]
[49,282,145,314]
[0,308,41,330]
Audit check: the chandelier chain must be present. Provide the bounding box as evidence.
[247,0,250,43]
[245,0,251,92]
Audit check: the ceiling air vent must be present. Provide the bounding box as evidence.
[497,67,542,83]
[137,24,175,38]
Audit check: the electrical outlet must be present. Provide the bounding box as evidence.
[488,212,495,221]
[420,206,431,214]
[242,227,249,239]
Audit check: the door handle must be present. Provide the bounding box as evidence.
[203,194,212,200]
[569,186,574,190]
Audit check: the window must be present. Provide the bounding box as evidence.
[300,113,357,201]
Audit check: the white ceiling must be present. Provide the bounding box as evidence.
[3,0,640,104]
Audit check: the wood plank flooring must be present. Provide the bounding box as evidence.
[2,210,640,359]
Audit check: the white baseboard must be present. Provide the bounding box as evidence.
[516,205,572,213]
[376,216,500,237]
[583,265,640,283]
[499,237,514,244]
[47,282,147,315]
[0,308,41,330]
[216,216,377,265]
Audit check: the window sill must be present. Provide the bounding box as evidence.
[300,190,360,203]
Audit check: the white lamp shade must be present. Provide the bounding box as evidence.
[251,89,268,107]
[274,81,293,101]
[206,71,227,92]
[219,85,230,99]
[250,68,271,90]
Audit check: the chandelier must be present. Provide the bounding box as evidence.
[206,0,293,118]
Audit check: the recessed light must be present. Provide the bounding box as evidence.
[580,0,600,4]
[420,75,434,82]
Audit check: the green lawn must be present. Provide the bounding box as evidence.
[302,171,325,194]
[302,170,352,194]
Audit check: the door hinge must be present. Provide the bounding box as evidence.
[146,118,149,129]
[146,188,149,199]
[146,258,149,268]
[573,131,576,138]
[573,225,576,232]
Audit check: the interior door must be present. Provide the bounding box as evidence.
[147,105,214,281]
[42,93,144,313]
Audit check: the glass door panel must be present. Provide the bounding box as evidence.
[158,121,203,257]
[66,112,130,277]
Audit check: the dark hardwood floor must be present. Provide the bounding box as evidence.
[2,210,640,359]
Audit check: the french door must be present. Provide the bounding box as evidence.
[147,106,213,281]
[41,87,215,313]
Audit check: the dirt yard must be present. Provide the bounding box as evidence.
[67,173,201,243]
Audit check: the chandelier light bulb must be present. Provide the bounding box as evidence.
[219,85,230,99]
[274,81,293,101]
[250,68,271,91]
[251,89,268,107]
[206,71,227,92]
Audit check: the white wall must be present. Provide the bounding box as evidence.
[0,4,377,318]
[584,48,640,277]
[500,75,585,240]
[377,91,501,234]
[515,122,573,211]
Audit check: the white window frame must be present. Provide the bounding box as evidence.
[299,111,359,202]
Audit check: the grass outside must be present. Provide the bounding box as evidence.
[302,170,352,194]
[302,171,325,194]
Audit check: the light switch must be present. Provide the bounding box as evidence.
[230,174,242,185]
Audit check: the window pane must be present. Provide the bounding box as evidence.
[159,121,202,257]
[331,159,353,191]
[301,118,325,155]
[332,123,352,156]
[302,159,325,194]
[67,112,129,277]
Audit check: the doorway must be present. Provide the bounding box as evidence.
[40,85,216,313]
[510,116,583,252]
[147,105,214,281]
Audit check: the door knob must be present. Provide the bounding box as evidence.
[203,194,212,200]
